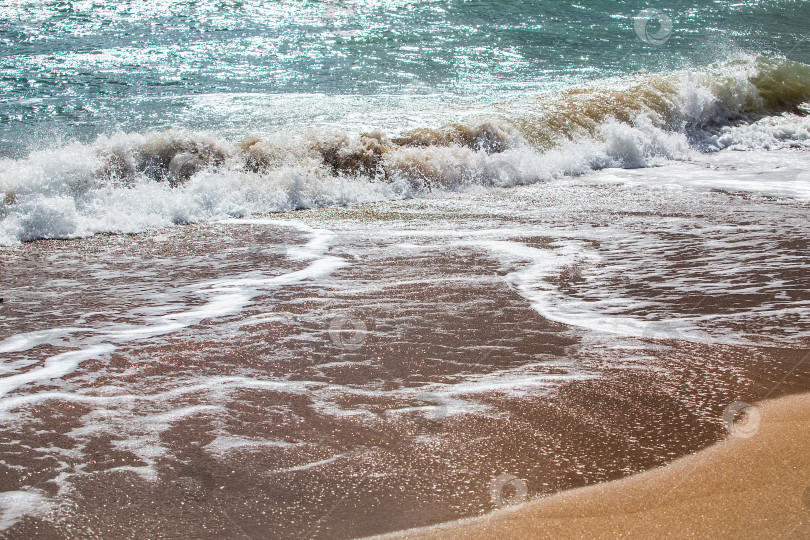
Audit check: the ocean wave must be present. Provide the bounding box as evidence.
[1,56,809,244]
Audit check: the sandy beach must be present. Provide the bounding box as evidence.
[2,173,810,538]
[379,388,810,539]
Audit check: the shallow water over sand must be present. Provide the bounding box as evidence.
[1,151,808,538]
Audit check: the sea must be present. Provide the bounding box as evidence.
[1,1,809,538]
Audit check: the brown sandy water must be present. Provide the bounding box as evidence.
[1,159,809,538]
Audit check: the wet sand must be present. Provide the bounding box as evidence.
[3,225,809,539]
[378,388,810,539]
[2,179,809,538]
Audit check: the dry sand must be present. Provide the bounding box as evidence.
[377,391,810,539]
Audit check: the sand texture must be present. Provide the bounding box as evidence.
[378,391,810,539]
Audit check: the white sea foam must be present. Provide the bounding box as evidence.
[464,239,670,339]
[1,57,808,244]
[0,345,117,397]
[0,218,342,381]
[0,490,54,530]
[0,223,338,407]
[0,219,347,521]
[0,328,77,354]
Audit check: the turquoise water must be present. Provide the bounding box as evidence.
[1,1,810,243]
[2,0,809,155]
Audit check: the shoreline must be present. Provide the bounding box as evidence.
[374,389,810,539]
[2,188,809,538]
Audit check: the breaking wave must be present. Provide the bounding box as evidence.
[1,56,809,244]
